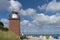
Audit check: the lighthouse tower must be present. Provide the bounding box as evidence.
[9,11,20,36]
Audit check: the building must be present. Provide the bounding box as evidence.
[9,11,20,36]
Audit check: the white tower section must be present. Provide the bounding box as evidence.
[11,11,18,18]
[12,13,18,18]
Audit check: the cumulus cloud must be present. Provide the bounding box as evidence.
[32,13,49,26]
[20,20,32,27]
[46,0,60,11]
[0,18,9,28]
[20,13,60,34]
[38,4,47,10]
[0,0,10,11]
[9,0,22,12]
[20,8,36,16]
[20,20,40,34]
[20,12,60,27]
[0,0,22,11]
[32,13,60,27]
[38,0,60,12]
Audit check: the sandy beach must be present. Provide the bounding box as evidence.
[21,36,59,40]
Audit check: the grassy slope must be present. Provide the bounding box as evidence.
[0,31,20,40]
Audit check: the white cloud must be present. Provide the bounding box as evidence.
[0,18,9,28]
[9,0,22,12]
[0,0,22,11]
[0,0,10,11]
[32,13,60,27]
[20,12,60,27]
[20,20,32,27]
[20,13,60,34]
[38,4,47,10]
[38,0,60,12]
[32,13,50,27]
[46,0,60,11]
[20,8,36,16]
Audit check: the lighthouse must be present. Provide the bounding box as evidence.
[9,11,20,36]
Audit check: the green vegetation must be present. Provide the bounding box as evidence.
[0,22,4,31]
[0,31,20,40]
[0,21,8,31]
[46,36,49,40]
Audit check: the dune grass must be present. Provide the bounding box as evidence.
[0,31,20,40]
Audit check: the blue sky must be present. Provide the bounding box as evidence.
[0,0,60,34]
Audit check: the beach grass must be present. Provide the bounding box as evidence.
[0,31,20,40]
